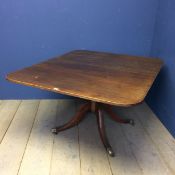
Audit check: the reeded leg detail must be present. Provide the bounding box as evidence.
[52,103,91,134]
[102,105,135,126]
[96,109,115,157]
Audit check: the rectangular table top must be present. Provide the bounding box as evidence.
[6,50,163,106]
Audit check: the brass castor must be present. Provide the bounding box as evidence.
[51,128,58,135]
[129,119,135,126]
[107,147,115,157]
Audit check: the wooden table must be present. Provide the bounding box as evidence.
[6,50,163,156]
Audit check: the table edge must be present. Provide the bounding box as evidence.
[6,75,144,107]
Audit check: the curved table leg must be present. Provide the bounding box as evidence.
[52,103,91,134]
[96,109,115,157]
[102,105,135,126]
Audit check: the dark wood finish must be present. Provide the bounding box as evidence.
[102,104,135,125]
[96,109,114,157]
[52,101,134,156]
[6,50,163,156]
[91,101,97,112]
[52,103,91,134]
[6,50,163,107]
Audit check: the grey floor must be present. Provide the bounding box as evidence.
[0,99,174,175]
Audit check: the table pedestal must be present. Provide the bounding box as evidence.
[51,101,134,157]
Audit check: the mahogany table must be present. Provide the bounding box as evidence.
[6,50,163,156]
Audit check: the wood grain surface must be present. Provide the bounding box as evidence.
[6,50,163,106]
